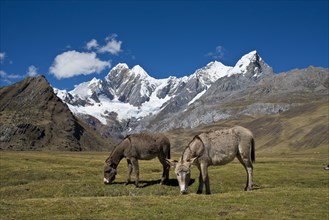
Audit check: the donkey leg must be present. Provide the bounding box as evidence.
[164,157,170,183]
[200,163,211,194]
[246,165,253,191]
[196,164,203,194]
[237,154,253,191]
[125,159,133,185]
[131,158,140,188]
[205,174,211,194]
[158,156,169,185]
[197,171,203,194]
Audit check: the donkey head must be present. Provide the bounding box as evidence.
[103,162,117,184]
[166,157,197,194]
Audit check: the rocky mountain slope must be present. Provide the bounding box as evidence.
[165,100,328,153]
[0,76,115,151]
[150,66,328,132]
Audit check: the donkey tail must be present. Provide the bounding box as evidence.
[251,138,255,163]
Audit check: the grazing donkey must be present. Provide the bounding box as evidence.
[104,133,171,187]
[167,126,255,194]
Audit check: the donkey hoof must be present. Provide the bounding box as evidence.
[196,190,203,194]
[159,180,167,185]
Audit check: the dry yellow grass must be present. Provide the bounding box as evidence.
[1,149,328,219]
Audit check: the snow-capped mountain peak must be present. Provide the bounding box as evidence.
[112,63,129,71]
[229,50,260,75]
[54,88,71,102]
[131,65,148,77]
[243,50,258,60]
[189,60,233,87]
[89,77,102,87]
[129,65,158,85]
[105,63,129,81]
[203,60,233,79]
[71,77,102,99]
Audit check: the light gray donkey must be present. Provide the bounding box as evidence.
[167,126,255,194]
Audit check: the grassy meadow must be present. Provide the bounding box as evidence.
[1,147,328,219]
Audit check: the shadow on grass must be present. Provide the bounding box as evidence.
[251,183,273,190]
[108,178,196,188]
[140,178,196,188]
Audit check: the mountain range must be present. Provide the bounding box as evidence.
[54,51,328,142]
[55,51,274,140]
[1,50,327,150]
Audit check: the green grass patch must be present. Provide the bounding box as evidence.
[1,150,328,219]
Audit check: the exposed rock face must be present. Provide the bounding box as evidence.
[144,66,328,132]
[0,76,114,151]
[249,66,329,99]
[104,64,156,106]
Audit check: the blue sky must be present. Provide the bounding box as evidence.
[1,0,328,90]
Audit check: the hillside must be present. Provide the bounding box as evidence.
[146,66,328,133]
[166,100,328,153]
[0,76,115,151]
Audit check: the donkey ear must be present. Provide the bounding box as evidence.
[187,157,198,166]
[166,159,178,168]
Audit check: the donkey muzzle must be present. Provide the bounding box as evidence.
[180,189,188,195]
[103,178,111,184]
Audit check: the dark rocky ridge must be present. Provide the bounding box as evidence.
[0,76,115,151]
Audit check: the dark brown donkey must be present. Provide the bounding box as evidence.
[104,133,171,187]
[167,126,255,194]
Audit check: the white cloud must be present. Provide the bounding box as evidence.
[98,35,122,55]
[0,70,7,78]
[7,74,21,79]
[27,65,38,77]
[0,52,5,62]
[206,45,226,60]
[0,70,21,79]
[49,50,111,79]
[86,39,99,50]
[0,70,23,85]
